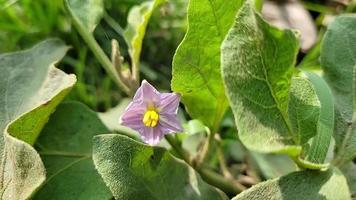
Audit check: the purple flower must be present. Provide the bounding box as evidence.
[120,80,183,145]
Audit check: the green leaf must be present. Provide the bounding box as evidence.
[300,72,334,165]
[0,39,76,199]
[124,0,165,75]
[93,134,228,200]
[221,2,300,155]
[172,0,244,131]
[232,167,351,200]
[250,152,296,179]
[320,15,356,165]
[65,0,103,33]
[340,162,356,198]
[32,102,112,199]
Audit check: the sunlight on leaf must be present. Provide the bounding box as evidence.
[124,0,165,78]
[172,0,244,131]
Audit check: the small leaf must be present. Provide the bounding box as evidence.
[320,14,356,165]
[124,0,165,72]
[221,1,300,155]
[172,0,244,131]
[232,167,351,200]
[32,102,112,199]
[0,39,76,199]
[65,0,103,33]
[93,134,228,200]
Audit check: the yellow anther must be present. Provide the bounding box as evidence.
[143,110,159,127]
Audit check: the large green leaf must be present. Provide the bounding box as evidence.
[320,15,356,165]
[0,39,76,199]
[93,134,228,200]
[172,0,244,131]
[124,0,165,79]
[232,168,351,200]
[65,0,103,33]
[32,102,112,199]
[221,1,300,155]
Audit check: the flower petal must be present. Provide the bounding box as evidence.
[133,80,160,105]
[159,93,181,114]
[120,102,145,132]
[159,113,183,133]
[141,127,164,145]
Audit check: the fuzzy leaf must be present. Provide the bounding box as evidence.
[320,15,356,164]
[172,0,244,131]
[232,168,351,200]
[221,2,301,155]
[32,102,112,199]
[0,39,76,199]
[124,0,165,70]
[300,72,334,165]
[93,134,228,200]
[65,0,103,32]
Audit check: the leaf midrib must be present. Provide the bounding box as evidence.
[250,11,295,141]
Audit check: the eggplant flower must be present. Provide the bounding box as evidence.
[120,80,183,145]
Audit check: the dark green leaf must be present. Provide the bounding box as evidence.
[32,102,112,199]
[93,134,228,200]
[172,0,244,131]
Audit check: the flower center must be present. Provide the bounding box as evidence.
[142,110,159,127]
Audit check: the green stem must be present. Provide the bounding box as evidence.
[164,135,191,164]
[65,2,132,96]
[164,134,244,195]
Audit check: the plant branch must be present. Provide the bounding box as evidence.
[65,3,132,96]
[164,134,245,195]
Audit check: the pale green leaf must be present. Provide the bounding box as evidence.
[221,1,300,155]
[93,134,228,200]
[32,102,112,199]
[300,72,334,165]
[232,167,351,200]
[251,152,296,179]
[320,15,356,165]
[172,0,244,131]
[0,39,76,199]
[65,0,103,32]
[340,162,356,198]
[124,0,165,72]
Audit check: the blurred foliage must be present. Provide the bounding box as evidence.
[0,0,186,111]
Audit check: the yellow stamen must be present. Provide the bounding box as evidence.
[143,110,159,127]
